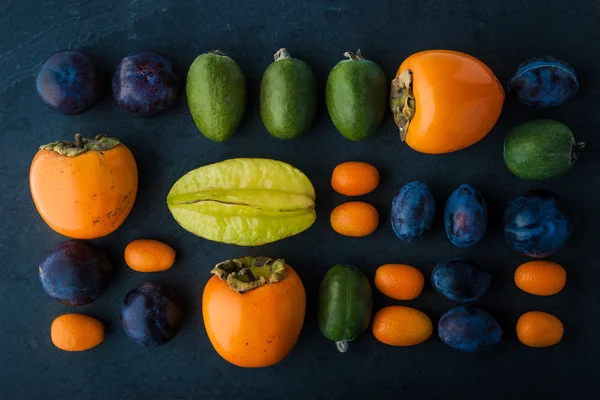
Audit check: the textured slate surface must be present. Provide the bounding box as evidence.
[1,1,599,398]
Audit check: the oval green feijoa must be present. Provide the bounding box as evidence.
[166,158,316,246]
[186,50,247,142]
[503,119,585,180]
[260,48,317,140]
[326,50,387,141]
[318,264,373,352]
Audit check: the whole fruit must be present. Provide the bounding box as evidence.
[167,158,315,246]
[186,50,247,141]
[112,51,179,117]
[124,239,176,272]
[372,306,432,346]
[390,181,435,243]
[30,134,138,239]
[444,184,488,247]
[260,48,317,139]
[504,191,572,257]
[503,119,584,180]
[331,161,379,196]
[326,49,387,141]
[39,240,112,306]
[516,311,564,347]
[36,50,103,115]
[319,264,373,352]
[330,202,379,237]
[203,257,306,367]
[51,314,104,352]
[508,56,578,107]
[438,306,502,352]
[374,264,424,301]
[431,259,491,302]
[121,282,184,347]
[514,261,566,296]
[391,50,504,154]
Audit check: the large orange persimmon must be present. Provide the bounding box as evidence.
[30,134,138,239]
[390,50,504,154]
[203,257,306,368]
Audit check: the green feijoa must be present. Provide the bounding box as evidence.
[326,50,387,141]
[503,119,585,180]
[186,50,247,142]
[318,264,373,352]
[260,48,317,139]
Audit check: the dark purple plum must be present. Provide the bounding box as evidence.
[444,184,487,247]
[390,181,435,243]
[438,306,502,352]
[508,56,578,107]
[112,51,179,117]
[35,50,104,115]
[431,259,491,302]
[504,190,572,257]
[121,282,183,347]
[39,240,112,306]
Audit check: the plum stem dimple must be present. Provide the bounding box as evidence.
[274,48,291,62]
[343,49,363,61]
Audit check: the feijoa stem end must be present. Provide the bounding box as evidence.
[343,49,363,61]
[211,257,287,294]
[573,142,586,161]
[335,341,349,353]
[390,69,416,141]
[274,48,291,62]
[209,50,227,56]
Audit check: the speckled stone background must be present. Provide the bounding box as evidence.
[1,1,599,399]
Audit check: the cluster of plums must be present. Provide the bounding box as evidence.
[39,240,184,347]
[390,183,572,351]
[390,182,572,257]
[36,50,179,117]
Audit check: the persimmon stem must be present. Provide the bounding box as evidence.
[74,134,83,149]
[211,257,287,293]
[239,268,256,282]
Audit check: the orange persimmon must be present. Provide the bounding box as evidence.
[30,134,138,239]
[202,257,306,368]
[390,50,504,154]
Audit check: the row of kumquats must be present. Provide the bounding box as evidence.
[330,162,380,237]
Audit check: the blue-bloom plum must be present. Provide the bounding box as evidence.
[112,51,179,117]
[431,259,491,302]
[121,282,184,347]
[444,184,487,247]
[35,50,104,115]
[39,240,112,306]
[508,56,578,107]
[390,181,435,243]
[504,190,572,257]
[438,306,502,352]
